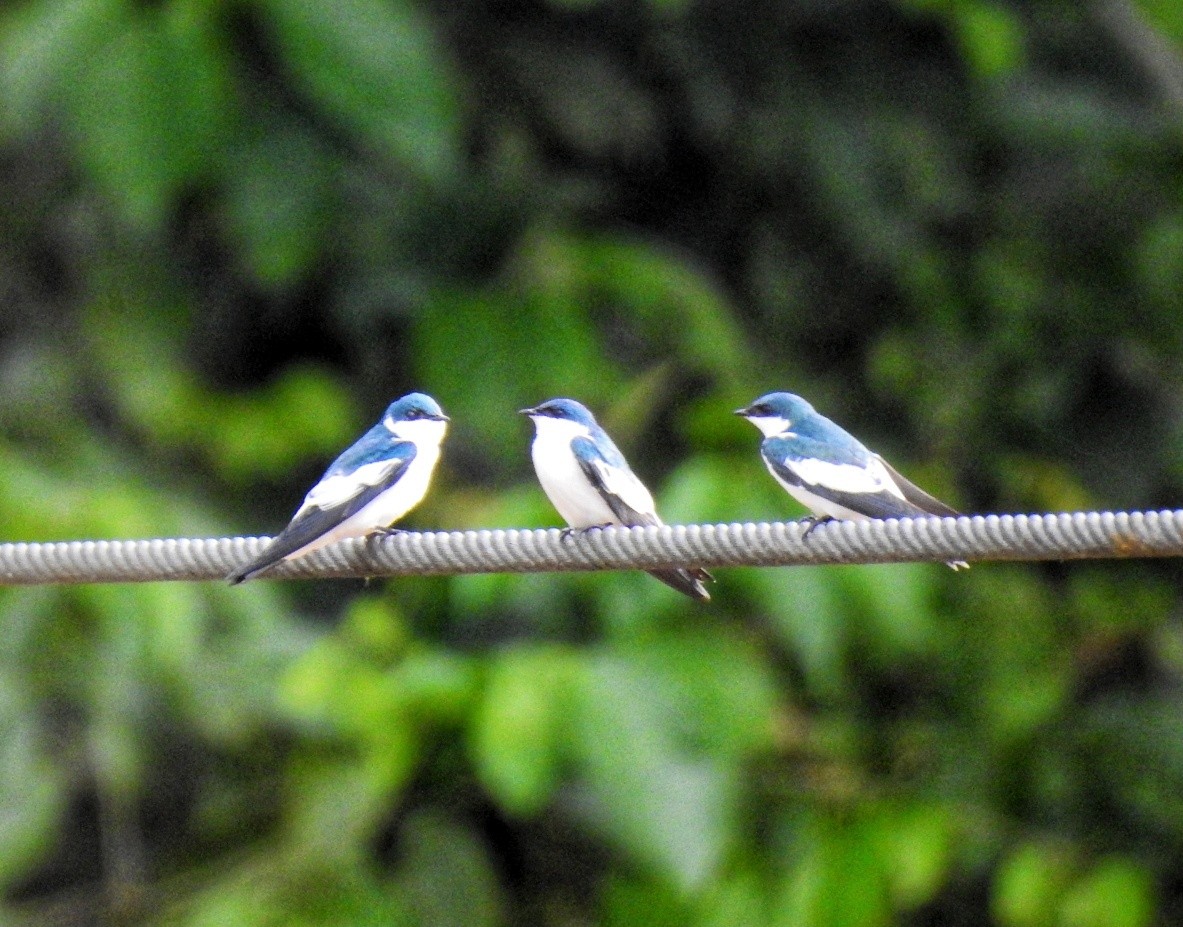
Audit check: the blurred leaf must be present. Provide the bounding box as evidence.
[1058,857,1154,927]
[870,801,954,910]
[1076,695,1183,834]
[993,841,1077,927]
[603,873,691,927]
[0,0,128,136]
[392,649,478,725]
[625,629,778,758]
[1134,0,1183,47]
[0,671,64,887]
[223,121,336,288]
[282,732,418,859]
[414,284,616,466]
[581,236,749,377]
[262,0,460,180]
[836,563,944,663]
[66,8,236,228]
[569,653,737,890]
[169,855,410,927]
[393,810,505,927]
[470,644,576,816]
[753,566,850,700]
[775,814,891,927]
[695,870,767,927]
[952,2,1025,78]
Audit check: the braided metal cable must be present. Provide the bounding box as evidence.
[0,510,1179,586]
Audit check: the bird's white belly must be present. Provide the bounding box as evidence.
[531,434,618,528]
[285,444,441,559]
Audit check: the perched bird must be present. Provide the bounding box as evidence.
[520,398,713,600]
[735,391,968,569]
[227,392,449,583]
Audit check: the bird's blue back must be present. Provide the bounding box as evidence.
[765,397,873,467]
[324,422,415,478]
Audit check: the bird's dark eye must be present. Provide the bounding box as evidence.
[405,408,422,420]
[752,404,772,416]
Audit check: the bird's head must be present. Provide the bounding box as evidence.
[519,398,599,436]
[384,392,450,441]
[734,391,812,438]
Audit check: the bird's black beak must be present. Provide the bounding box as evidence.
[435,412,451,422]
[733,407,751,417]
[518,407,537,416]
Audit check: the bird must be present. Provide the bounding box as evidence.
[520,398,713,600]
[227,392,450,583]
[734,391,968,570]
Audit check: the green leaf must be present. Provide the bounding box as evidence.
[603,873,692,927]
[993,842,1076,927]
[582,236,749,377]
[66,9,236,228]
[953,2,1025,78]
[754,565,851,700]
[625,629,778,758]
[262,0,460,180]
[282,730,419,858]
[469,645,576,815]
[696,870,767,927]
[414,285,616,466]
[836,563,943,663]
[0,0,128,136]
[1136,0,1183,47]
[1058,857,1154,927]
[870,802,954,910]
[393,811,505,927]
[775,817,891,927]
[569,653,737,890]
[222,120,335,288]
[0,671,64,887]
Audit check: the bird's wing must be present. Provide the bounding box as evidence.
[228,441,417,583]
[571,436,713,597]
[874,455,961,516]
[571,436,660,526]
[766,439,932,519]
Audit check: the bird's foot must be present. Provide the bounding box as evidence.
[800,515,834,540]
[364,527,405,554]
[560,524,612,543]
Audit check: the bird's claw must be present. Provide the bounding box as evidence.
[800,515,834,540]
[560,524,612,543]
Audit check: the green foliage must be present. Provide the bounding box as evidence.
[1,0,1182,923]
[261,0,460,182]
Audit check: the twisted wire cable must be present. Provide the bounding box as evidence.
[0,510,1178,586]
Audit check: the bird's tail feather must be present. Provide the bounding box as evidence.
[647,567,713,601]
[226,560,276,584]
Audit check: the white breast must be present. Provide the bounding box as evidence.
[529,418,621,528]
[284,422,446,559]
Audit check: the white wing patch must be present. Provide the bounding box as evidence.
[297,459,397,514]
[784,454,907,500]
[590,457,658,520]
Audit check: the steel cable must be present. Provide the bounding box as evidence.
[0,510,1178,586]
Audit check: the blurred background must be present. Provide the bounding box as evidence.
[2,0,1183,923]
